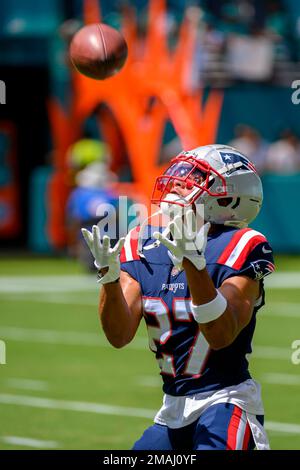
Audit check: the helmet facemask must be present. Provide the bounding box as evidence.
[152,155,227,209]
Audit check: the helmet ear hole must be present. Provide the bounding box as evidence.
[217,197,233,207]
[231,197,241,209]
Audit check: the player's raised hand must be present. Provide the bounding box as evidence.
[153,210,210,271]
[81,225,125,284]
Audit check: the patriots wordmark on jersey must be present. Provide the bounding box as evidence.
[120,224,274,396]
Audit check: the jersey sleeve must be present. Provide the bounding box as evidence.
[120,226,141,282]
[237,240,275,280]
[215,229,275,285]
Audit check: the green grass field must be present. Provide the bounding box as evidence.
[0,255,300,450]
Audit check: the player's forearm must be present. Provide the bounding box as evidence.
[198,309,239,350]
[99,283,135,348]
[183,259,239,350]
[183,259,216,303]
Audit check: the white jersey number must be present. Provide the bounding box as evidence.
[143,297,210,377]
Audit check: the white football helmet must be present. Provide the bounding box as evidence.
[152,144,263,228]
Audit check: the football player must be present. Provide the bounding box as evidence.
[82,144,275,450]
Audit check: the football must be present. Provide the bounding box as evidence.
[69,23,128,80]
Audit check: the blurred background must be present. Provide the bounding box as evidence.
[0,0,300,450]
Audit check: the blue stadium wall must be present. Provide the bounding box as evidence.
[216,85,300,253]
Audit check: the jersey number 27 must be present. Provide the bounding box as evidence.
[143,297,210,377]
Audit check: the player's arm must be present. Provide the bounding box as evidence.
[99,270,143,348]
[81,225,143,349]
[183,261,259,350]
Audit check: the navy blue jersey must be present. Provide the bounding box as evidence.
[120,225,275,396]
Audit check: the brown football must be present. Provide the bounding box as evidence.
[70,23,128,80]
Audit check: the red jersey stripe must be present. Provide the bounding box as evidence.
[231,234,266,270]
[242,421,252,450]
[120,250,126,263]
[217,228,251,265]
[226,406,243,450]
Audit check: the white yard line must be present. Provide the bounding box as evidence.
[3,294,300,319]
[136,376,161,387]
[265,422,300,434]
[264,273,300,289]
[0,293,98,306]
[0,275,96,293]
[4,378,48,391]
[0,393,299,435]
[0,326,288,360]
[0,326,103,346]
[1,293,300,318]
[261,373,300,386]
[1,436,59,448]
[0,326,147,350]
[0,393,156,419]
[263,301,300,319]
[0,272,299,294]
[252,346,291,360]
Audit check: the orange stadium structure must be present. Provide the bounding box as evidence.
[47,0,224,249]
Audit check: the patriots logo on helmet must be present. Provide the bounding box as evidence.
[219,152,258,174]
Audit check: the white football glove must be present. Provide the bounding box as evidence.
[153,209,210,271]
[81,225,125,284]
